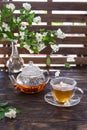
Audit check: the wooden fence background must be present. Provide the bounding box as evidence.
[0,0,87,70]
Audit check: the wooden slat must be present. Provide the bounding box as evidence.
[23,57,87,65]
[12,47,87,55]
[12,25,87,34]
[19,47,87,55]
[40,37,87,45]
[28,26,87,34]
[1,57,87,65]
[1,2,87,11]
[58,37,87,44]
[0,46,87,55]
[40,14,87,23]
[0,36,87,45]
[0,26,86,35]
[12,14,87,23]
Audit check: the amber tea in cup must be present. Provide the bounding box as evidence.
[50,77,77,104]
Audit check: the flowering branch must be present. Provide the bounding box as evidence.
[0,102,21,120]
[0,3,41,43]
[0,3,66,53]
[0,3,68,66]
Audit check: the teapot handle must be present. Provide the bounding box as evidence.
[43,70,50,84]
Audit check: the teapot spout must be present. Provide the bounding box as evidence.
[9,75,17,85]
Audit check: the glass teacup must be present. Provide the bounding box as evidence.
[50,77,77,104]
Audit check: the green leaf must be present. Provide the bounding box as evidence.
[65,63,70,68]
[16,109,22,114]
[20,42,25,48]
[27,12,35,25]
[0,112,5,120]
[0,107,4,112]
[20,9,24,14]
[0,102,8,107]
[1,5,13,21]
[5,106,16,112]
[46,57,51,66]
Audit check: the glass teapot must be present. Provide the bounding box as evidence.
[9,61,49,94]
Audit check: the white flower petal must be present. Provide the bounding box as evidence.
[36,33,43,42]
[3,33,7,38]
[2,22,10,32]
[56,28,66,39]
[50,44,59,52]
[33,16,41,24]
[20,32,25,40]
[24,45,34,53]
[5,109,16,119]
[20,25,27,30]
[67,56,75,62]
[17,17,21,23]
[14,33,19,37]
[6,3,15,11]
[23,3,31,10]
[55,70,60,77]
[38,43,46,52]
[43,32,47,37]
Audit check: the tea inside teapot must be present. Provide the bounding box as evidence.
[10,61,49,94]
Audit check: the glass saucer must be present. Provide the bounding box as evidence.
[44,87,83,107]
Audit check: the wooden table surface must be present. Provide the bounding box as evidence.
[0,68,87,130]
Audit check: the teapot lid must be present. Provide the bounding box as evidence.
[21,61,42,77]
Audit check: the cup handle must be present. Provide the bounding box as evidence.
[74,87,84,99]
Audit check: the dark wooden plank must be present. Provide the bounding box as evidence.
[24,57,87,65]
[27,26,87,34]
[58,37,87,44]
[40,47,87,55]
[40,14,87,22]
[0,56,87,65]
[1,36,87,45]
[0,26,87,35]
[1,2,87,11]
[1,47,87,55]
[19,47,87,55]
[0,47,87,55]
[11,14,87,23]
